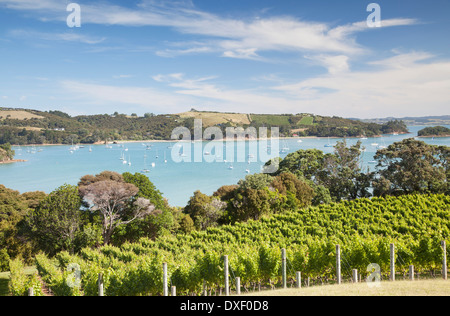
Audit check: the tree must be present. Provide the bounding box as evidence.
[238,173,273,190]
[122,172,166,210]
[272,149,325,179]
[109,172,177,244]
[0,185,32,262]
[184,191,226,230]
[317,140,372,201]
[0,143,15,161]
[270,142,371,202]
[26,184,82,255]
[373,139,449,196]
[79,180,155,245]
[270,172,315,209]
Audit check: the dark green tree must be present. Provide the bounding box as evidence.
[26,184,83,255]
[373,139,449,196]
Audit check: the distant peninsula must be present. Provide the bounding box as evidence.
[0,107,409,146]
[418,126,450,138]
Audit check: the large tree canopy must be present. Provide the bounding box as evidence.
[26,184,82,255]
[80,180,155,245]
[373,138,449,196]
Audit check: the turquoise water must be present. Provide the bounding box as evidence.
[1,125,449,207]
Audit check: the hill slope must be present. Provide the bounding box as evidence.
[0,108,409,145]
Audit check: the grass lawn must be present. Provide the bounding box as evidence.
[242,279,450,296]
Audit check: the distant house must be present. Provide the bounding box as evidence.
[53,128,65,131]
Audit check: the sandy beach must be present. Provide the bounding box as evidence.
[0,159,27,164]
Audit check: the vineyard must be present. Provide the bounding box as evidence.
[21,194,450,296]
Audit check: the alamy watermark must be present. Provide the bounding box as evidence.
[67,3,81,28]
[170,119,280,174]
[65,3,381,29]
[367,3,382,28]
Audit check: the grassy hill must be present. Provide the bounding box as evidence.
[0,108,409,145]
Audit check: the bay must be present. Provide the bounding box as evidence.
[1,125,449,207]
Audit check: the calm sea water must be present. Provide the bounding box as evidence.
[1,125,449,207]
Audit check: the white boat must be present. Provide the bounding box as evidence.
[228,165,234,170]
[142,156,150,173]
[324,137,334,148]
[371,143,379,147]
[89,146,92,152]
[245,169,250,174]
[151,162,156,168]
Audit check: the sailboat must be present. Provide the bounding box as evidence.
[128,156,132,166]
[142,156,150,173]
[164,151,168,163]
[89,146,92,152]
[281,140,290,153]
[377,136,387,149]
[324,137,334,148]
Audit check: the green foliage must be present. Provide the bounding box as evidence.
[0,143,14,161]
[272,141,371,202]
[33,194,448,296]
[0,185,34,263]
[0,249,10,272]
[9,258,43,296]
[373,139,448,196]
[26,184,83,255]
[122,172,165,211]
[418,126,450,137]
[0,109,410,145]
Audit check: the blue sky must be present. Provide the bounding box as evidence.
[0,0,449,118]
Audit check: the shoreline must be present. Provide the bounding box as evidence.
[0,159,27,164]
[12,132,415,147]
[417,135,450,138]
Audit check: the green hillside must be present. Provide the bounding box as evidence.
[0,108,409,145]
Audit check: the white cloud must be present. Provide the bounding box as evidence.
[1,0,418,64]
[9,29,106,44]
[61,80,196,113]
[222,48,260,60]
[146,52,450,117]
[273,52,450,117]
[305,55,350,75]
[112,75,133,79]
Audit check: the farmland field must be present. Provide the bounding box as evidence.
[177,111,251,127]
[0,110,44,121]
